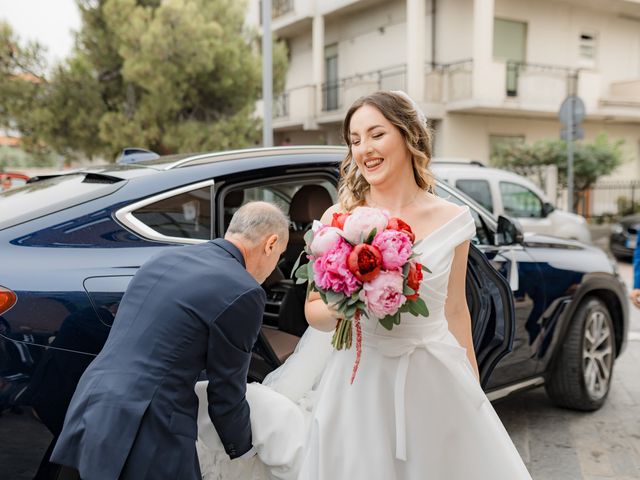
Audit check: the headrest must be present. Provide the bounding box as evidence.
[225,190,245,208]
[289,185,333,223]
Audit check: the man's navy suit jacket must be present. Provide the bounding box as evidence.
[51,239,265,480]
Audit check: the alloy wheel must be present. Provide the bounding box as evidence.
[582,309,614,400]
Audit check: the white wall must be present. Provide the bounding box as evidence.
[438,113,640,180]
[436,0,474,64]
[325,0,407,78]
[494,0,640,96]
[285,31,314,88]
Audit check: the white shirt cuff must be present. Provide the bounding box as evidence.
[236,446,257,460]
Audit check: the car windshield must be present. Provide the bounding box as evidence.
[0,174,125,230]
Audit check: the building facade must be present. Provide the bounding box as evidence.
[249,0,640,180]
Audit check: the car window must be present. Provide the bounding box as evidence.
[221,179,338,232]
[435,185,492,245]
[454,179,494,213]
[499,181,543,218]
[132,186,212,240]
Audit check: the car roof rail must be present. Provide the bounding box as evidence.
[116,148,160,164]
[432,157,485,167]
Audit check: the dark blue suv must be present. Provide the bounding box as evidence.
[0,146,629,479]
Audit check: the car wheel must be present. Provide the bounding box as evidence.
[545,297,616,411]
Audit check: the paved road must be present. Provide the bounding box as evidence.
[496,259,640,479]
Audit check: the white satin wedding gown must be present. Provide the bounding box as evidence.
[196,206,532,479]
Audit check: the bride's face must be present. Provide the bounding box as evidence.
[349,104,411,188]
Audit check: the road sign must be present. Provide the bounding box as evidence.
[560,127,584,141]
[559,95,586,126]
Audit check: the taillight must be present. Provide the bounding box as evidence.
[0,286,17,314]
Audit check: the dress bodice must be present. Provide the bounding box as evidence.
[362,205,476,341]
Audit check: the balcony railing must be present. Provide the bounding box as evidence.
[505,61,575,99]
[259,0,294,22]
[274,91,289,118]
[321,64,407,112]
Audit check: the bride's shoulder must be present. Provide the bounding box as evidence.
[425,194,468,221]
[319,203,344,225]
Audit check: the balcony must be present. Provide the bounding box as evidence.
[274,91,289,118]
[259,0,294,21]
[600,79,640,116]
[321,64,407,113]
[272,85,316,129]
[425,60,577,117]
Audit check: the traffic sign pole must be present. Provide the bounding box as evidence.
[559,90,584,214]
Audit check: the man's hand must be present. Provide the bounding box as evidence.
[630,289,640,309]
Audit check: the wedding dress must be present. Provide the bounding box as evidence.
[196,206,532,479]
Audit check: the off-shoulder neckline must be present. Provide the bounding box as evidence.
[413,205,470,250]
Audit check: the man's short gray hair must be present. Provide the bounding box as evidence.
[226,201,289,245]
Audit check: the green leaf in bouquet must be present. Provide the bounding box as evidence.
[423,265,432,274]
[318,290,328,304]
[393,311,401,325]
[365,227,377,244]
[402,263,410,277]
[347,295,359,306]
[303,228,315,246]
[325,290,343,307]
[345,303,358,318]
[379,315,395,330]
[306,262,315,283]
[294,263,308,284]
[403,285,415,296]
[412,297,430,317]
[399,302,411,314]
[291,251,305,279]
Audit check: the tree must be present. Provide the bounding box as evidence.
[491,134,626,210]
[5,0,288,160]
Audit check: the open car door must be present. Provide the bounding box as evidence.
[466,243,516,388]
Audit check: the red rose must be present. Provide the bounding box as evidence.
[387,217,415,243]
[347,244,382,282]
[331,212,350,230]
[406,262,423,301]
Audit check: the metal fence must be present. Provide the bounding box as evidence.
[555,181,640,222]
[583,181,640,221]
[321,64,407,112]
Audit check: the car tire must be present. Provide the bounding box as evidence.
[545,297,616,411]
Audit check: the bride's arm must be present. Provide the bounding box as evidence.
[304,204,345,332]
[445,239,481,382]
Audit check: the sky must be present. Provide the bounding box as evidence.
[0,0,81,68]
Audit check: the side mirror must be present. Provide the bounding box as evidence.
[496,215,524,245]
[542,202,555,217]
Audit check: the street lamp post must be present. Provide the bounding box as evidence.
[261,0,273,147]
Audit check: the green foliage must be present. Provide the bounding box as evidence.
[0,22,46,136]
[2,0,288,160]
[491,134,626,209]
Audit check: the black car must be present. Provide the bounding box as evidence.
[609,213,640,260]
[0,146,629,479]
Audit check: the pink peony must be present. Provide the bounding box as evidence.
[310,225,343,257]
[313,238,361,296]
[342,207,389,245]
[360,270,406,319]
[372,229,413,270]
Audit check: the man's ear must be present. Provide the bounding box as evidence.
[265,234,279,254]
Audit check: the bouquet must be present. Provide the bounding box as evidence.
[294,206,430,383]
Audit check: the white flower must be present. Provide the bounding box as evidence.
[309,226,343,257]
[342,207,389,244]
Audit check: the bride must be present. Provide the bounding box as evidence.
[196,90,532,479]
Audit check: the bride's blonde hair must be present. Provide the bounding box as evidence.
[338,91,436,212]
